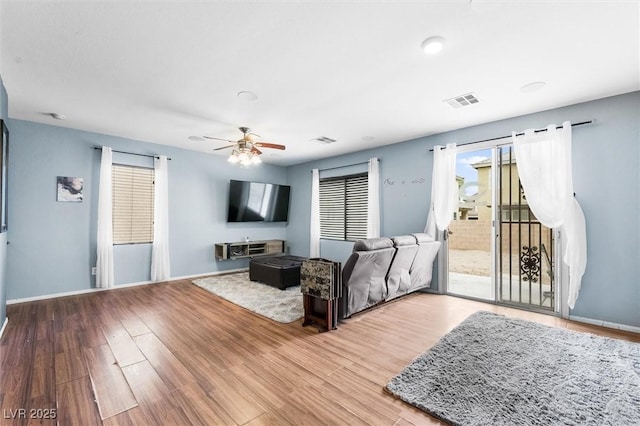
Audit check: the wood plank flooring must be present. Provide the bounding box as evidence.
[1,277,638,425]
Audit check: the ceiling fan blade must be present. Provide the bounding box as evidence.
[254,142,286,150]
[250,147,262,155]
[213,144,237,151]
[203,135,235,143]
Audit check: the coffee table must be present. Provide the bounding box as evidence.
[249,255,307,290]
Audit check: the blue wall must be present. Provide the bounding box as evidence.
[286,92,640,329]
[0,75,8,329]
[6,120,287,300]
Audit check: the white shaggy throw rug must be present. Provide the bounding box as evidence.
[386,311,640,426]
[192,272,303,323]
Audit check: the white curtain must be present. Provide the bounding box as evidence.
[310,169,320,257]
[96,146,114,288]
[425,143,458,240]
[151,155,171,281]
[367,157,380,238]
[512,121,587,309]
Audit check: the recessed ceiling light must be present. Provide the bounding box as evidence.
[421,36,445,55]
[188,136,204,141]
[520,81,547,93]
[237,91,258,101]
[50,113,66,120]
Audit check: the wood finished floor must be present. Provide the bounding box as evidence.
[1,277,639,426]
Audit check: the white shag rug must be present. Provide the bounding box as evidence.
[386,311,640,426]
[192,272,303,323]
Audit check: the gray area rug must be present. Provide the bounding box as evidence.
[192,272,303,323]
[386,311,640,426]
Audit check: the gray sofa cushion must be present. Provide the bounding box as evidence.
[413,232,435,243]
[352,237,394,252]
[391,235,417,247]
[386,235,419,299]
[341,239,395,318]
[409,233,441,291]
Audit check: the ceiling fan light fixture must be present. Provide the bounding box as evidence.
[227,147,262,166]
[228,150,240,163]
[421,36,445,55]
[216,127,281,166]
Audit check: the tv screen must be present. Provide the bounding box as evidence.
[227,180,291,222]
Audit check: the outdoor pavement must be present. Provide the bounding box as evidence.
[448,249,553,308]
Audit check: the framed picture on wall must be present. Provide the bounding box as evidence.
[1,119,8,232]
[57,176,84,202]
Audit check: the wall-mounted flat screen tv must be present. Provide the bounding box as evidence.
[227,180,291,222]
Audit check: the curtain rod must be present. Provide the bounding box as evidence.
[310,159,375,173]
[93,146,172,160]
[428,120,593,152]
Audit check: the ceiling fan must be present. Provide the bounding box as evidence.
[204,127,285,165]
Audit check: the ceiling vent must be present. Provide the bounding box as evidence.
[312,136,337,144]
[444,93,480,109]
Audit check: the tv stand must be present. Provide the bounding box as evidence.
[215,239,285,260]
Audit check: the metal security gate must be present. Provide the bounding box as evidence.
[497,146,555,311]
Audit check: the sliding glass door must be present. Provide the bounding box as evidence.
[446,143,558,313]
[496,146,555,311]
[447,147,494,301]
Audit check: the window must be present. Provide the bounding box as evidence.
[319,173,368,241]
[112,164,154,244]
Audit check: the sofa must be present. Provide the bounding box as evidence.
[340,233,441,318]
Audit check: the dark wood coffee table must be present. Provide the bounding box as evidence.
[249,255,308,290]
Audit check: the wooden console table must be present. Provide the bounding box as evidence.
[214,239,285,260]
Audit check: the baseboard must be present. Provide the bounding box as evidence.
[171,267,248,281]
[569,315,640,334]
[0,317,7,340]
[6,268,249,305]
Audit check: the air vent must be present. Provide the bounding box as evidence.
[312,136,337,144]
[444,93,480,109]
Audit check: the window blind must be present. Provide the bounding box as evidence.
[112,164,154,244]
[319,173,368,241]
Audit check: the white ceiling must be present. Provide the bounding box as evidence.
[1,1,638,166]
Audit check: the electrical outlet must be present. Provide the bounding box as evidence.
[91,267,96,276]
